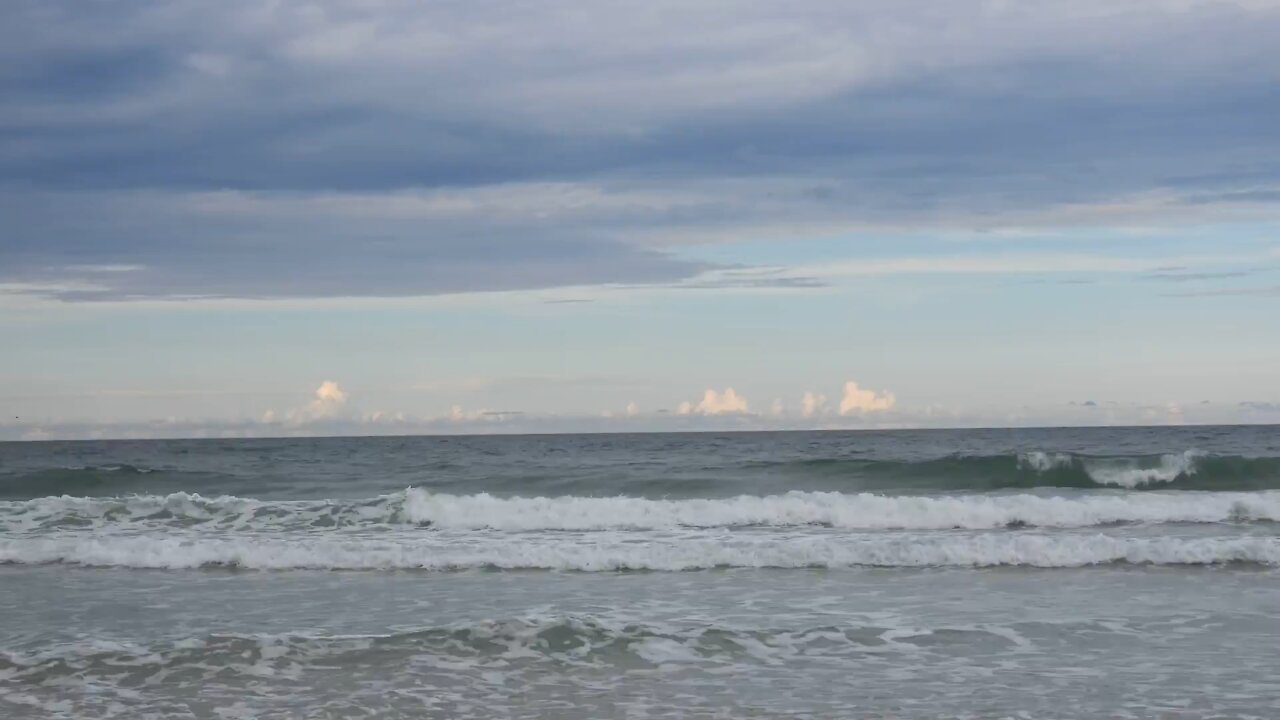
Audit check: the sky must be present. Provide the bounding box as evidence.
[2,0,1280,440]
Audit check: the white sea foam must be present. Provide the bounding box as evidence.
[1,531,1276,570]
[4,489,1279,533]
[1080,451,1203,488]
[1017,450,1205,487]
[0,616,1033,681]
[1016,451,1076,472]
[398,488,1280,530]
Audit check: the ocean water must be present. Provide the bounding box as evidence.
[2,426,1279,719]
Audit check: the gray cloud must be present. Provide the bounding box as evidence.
[1239,401,1280,412]
[0,189,712,300]
[6,1,1278,189]
[1181,189,1280,205]
[667,270,830,291]
[3,0,1280,300]
[1140,270,1258,282]
[1163,285,1280,297]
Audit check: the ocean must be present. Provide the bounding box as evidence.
[2,426,1279,719]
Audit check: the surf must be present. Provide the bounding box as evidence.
[5,488,1280,533]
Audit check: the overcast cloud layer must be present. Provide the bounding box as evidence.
[4,0,1280,300]
[3,1,1280,438]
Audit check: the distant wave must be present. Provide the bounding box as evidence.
[746,450,1280,491]
[2,532,1276,570]
[3,450,1278,499]
[5,489,1280,533]
[0,465,186,500]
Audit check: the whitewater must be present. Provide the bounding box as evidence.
[4,527,1278,571]
[8,486,1280,531]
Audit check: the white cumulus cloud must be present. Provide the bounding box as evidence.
[364,410,408,424]
[314,380,347,404]
[801,391,828,418]
[273,380,351,424]
[678,387,749,415]
[838,381,895,414]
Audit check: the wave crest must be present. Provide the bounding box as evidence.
[731,450,1280,492]
[1016,450,1205,488]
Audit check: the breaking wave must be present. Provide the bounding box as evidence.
[5,489,1280,533]
[806,450,1280,491]
[1016,450,1201,488]
[2,532,1276,570]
